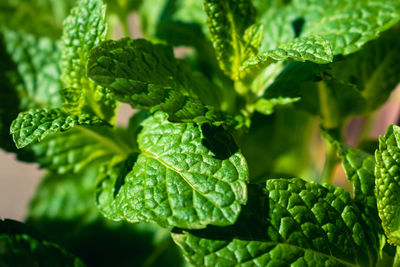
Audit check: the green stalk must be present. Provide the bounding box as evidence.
[321,139,339,184]
[394,247,400,267]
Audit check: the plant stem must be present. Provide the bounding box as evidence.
[321,138,339,184]
[394,247,400,267]
[121,14,131,37]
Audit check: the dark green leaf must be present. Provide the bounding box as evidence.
[173,178,379,266]
[0,219,85,267]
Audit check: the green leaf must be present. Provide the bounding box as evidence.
[61,0,116,122]
[0,0,75,39]
[97,112,248,229]
[323,132,385,253]
[88,38,226,124]
[204,0,257,79]
[241,35,333,77]
[30,129,112,174]
[1,29,62,110]
[27,164,184,267]
[254,97,300,115]
[10,108,105,149]
[263,24,400,122]
[329,24,400,112]
[96,154,139,221]
[375,124,400,246]
[172,178,379,267]
[259,0,400,56]
[0,219,85,267]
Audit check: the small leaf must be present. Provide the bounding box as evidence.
[61,0,116,121]
[375,124,400,246]
[172,178,379,267]
[10,108,105,148]
[31,129,112,174]
[241,35,333,77]
[204,0,257,79]
[0,219,85,267]
[254,97,300,115]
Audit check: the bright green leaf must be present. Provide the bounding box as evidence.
[0,219,85,267]
[10,108,105,148]
[96,112,248,229]
[61,0,116,122]
[88,38,227,124]
[30,129,112,174]
[259,0,400,56]
[173,178,379,266]
[375,124,400,246]
[204,0,257,79]
[241,35,333,77]
[254,97,300,115]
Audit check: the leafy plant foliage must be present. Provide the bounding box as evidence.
[1,0,400,266]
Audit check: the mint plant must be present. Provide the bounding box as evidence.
[1,0,400,266]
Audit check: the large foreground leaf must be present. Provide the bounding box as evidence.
[97,112,248,229]
[173,178,379,266]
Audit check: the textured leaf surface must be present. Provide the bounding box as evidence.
[27,165,184,267]
[173,178,378,267]
[0,219,85,267]
[242,35,333,76]
[204,0,256,79]
[97,112,248,228]
[375,124,400,246]
[2,29,62,109]
[30,129,111,174]
[324,134,385,253]
[10,108,105,148]
[259,0,400,56]
[61,0,116,121]
[88,38,226,124]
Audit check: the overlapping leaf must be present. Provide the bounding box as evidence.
[88,38,226,124]
[61,0,116,122]
[375,124,400,246]
[10,108,105,148]
[258,0,400,55]
[96,111,248,229]
[173,178,379,266]
[0,219,85,267]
